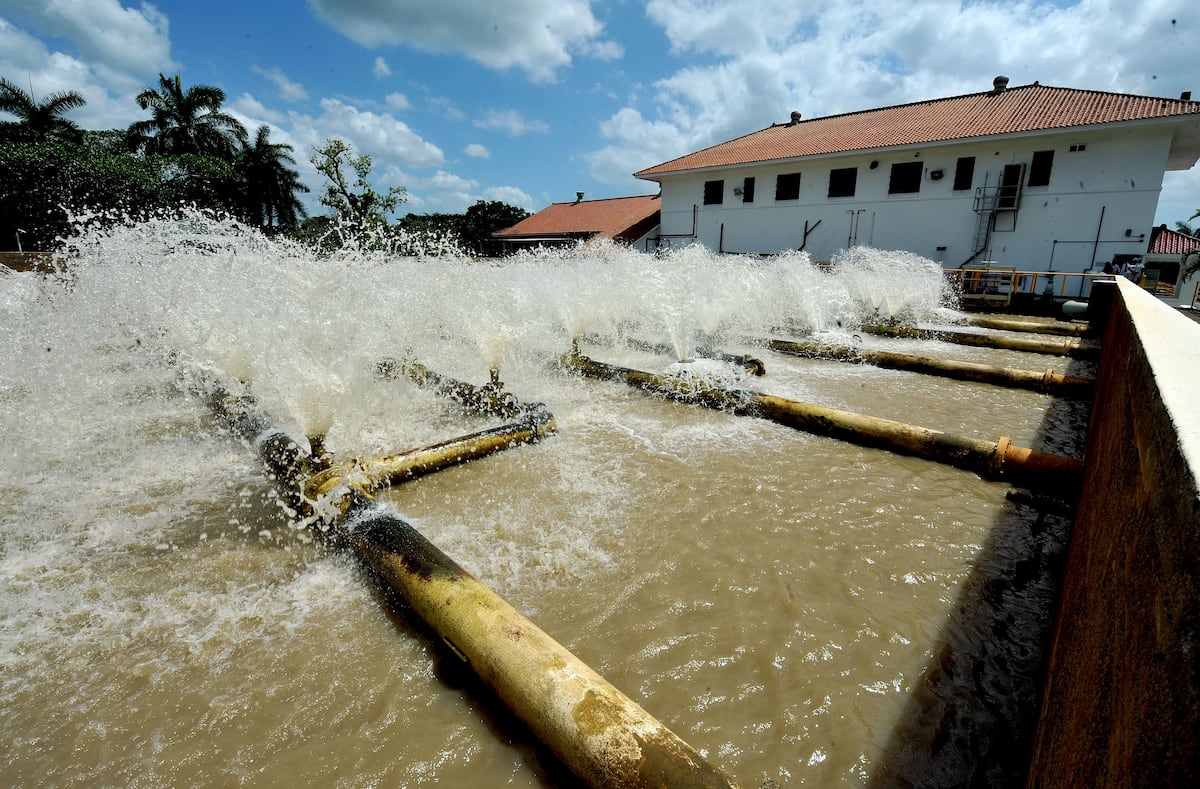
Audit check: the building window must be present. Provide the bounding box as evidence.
[828,167,857,197]
[1069,143,1087,152]
[888,161,922,194]
[703,179,724,205]
[1028,150,1054,187]
[742,177,755,203]
[953,157,975,191]
[775,172,801,200]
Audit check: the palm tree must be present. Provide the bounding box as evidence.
[0,77,86,142]
[125,73,246,158]
[238,124,308,230]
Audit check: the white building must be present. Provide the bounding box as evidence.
[634,77,1200,298]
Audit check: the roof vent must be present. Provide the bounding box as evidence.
[1182,90,1193,101]
[992,75,1010,94]
[575,191,585,204]
[788,110,802,126]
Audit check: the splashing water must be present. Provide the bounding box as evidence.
[1,213,1080,788]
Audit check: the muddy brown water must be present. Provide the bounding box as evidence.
[1,228,1088,787]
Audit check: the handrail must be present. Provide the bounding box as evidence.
[948,267,1112,301]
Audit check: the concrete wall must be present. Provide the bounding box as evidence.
[1026,279,1200,787]
[0,251,53,272]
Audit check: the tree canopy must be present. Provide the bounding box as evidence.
[1,72,529,256]
[125,73,246,158]
[0,77,86,143]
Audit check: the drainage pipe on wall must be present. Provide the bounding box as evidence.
[862,324,1102,360]
[560,347,1082,493]
[767,338,1094,398]
[203,377,738,789]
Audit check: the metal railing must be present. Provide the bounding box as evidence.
[948,267,1114,302]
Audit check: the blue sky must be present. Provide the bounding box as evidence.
[1,0,1197,227]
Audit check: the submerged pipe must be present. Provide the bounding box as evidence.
[339,491,738,789]
[304,409,555,502]
[767,338,1094,398]
[579,334,767,376]
[203,376,737,789]
[861,324,1102,360]
[560,348,1081,494]
[963,315,1089,337]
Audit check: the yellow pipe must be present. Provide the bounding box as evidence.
[304,408,556,503]
[377,357,527,418]
[578,333,768,376]
[963,315,1090,337]
[341,492,740,789]
[560,349,1081,494]
[862,324,1102,360]
[204,377,738,788]
[767,338,1094,398]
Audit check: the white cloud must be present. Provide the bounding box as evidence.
[305,98,445,169]
[586,0,1200,194]
[464,143,490,159]
[0,0,174,89]
[373,56,391,78]
[430,96,466,122]
[307,0,618,83]
[0,18,140,131]
[385,92,409,111]
[473,109,550,136]
[250,65,308,102]
[424,170,477,192]
[483,185,535,210]
[230,92,287,125]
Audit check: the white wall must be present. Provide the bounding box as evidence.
[652,125,1176,273]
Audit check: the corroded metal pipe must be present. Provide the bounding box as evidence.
[304,408,555,502]
[767,338,1094,398]
[340,491,738,789]
[579,333,767,376]
[862,324,1102,360]
[377,357,528,418]
[964,315,1090,337]
[560,348,1081,494]
[203,375,737,788]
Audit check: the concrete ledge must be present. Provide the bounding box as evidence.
[1026,278,1200,787]
[0,251,54,272]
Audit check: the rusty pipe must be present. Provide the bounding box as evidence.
[963,315,1090,337]
[203,375,737,788]
[767,338,1094,398]
[560,349,1081,494]
[861,324,1102,360]
[304,406,556,503]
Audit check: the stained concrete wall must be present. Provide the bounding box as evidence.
[1026,279,1200,787]
[0,251,53,272]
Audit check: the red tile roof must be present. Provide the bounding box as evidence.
[635,83,1200,178]
[1147,224,1200,255]
[495,194,661,243]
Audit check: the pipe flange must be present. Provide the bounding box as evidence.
[993,435,1012,477]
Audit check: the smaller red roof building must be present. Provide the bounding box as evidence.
[494,194,661,250]
[1147,224,1200,255]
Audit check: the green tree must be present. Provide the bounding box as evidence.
[0,133,162,251]
[310,138,406,245]
[125,73,246,159]
[462,200,530,256]
[0,77,86,143]
[1182,210,1200,281]
[1176,209,1200,237]
[237,124,307,231]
